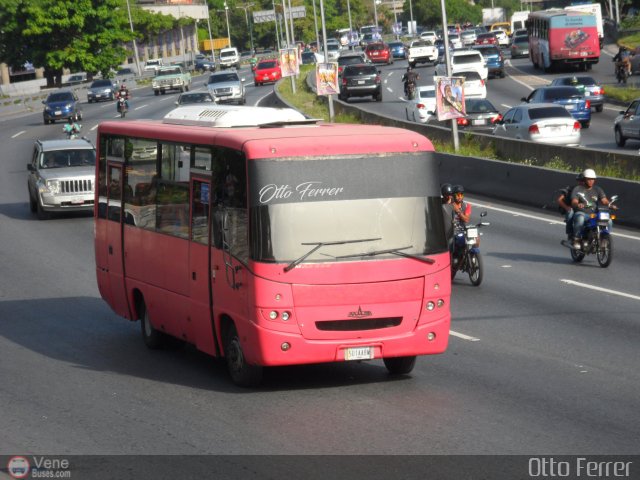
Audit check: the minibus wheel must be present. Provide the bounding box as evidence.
[223,323,263,387]
[140,300,166,349]
[383,356,417,375]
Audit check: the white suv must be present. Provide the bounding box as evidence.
[435,49,488,80]
[219,47,240,69]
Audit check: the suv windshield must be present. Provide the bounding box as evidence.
[158,68,181,76]
[47,92,74,102]
[91,80,112,87]
[220,51,236,58]
[41,149,96,169]
[345,65,377,76]
[209,73,239,84]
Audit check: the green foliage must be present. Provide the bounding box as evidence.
[407,0,481,28]
[605,85,640,103]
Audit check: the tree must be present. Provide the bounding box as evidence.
[402,0,481,28]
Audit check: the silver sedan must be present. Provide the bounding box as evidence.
[492,103,581,146]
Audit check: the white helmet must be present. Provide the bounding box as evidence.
[582,168,597,179]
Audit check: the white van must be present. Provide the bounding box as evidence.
[219,47,240,69]
[144,58,163,74]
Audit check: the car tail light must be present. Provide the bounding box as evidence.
[599,87,605,95]
[457,117,469,126]
[480,79,485,87]
[573,121,581,131]
[417,103,425,110]
[585,100,591,109]
[491,114,502,124]
[528,124,540,134]
[342,77,347,86]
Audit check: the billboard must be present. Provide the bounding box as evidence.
[280,48,300,77]
[434,76,466,121]
[316,63,339,95]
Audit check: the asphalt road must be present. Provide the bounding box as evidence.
[1,68,639,466]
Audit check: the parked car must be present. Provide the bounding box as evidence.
[613,98,640,147]
[472,45,505,78]
[419,31,438,44]
[65,74,87,86]
[522,86,591,128]
[27,138,96,219]
[42,91,82,124]
[339,64,382,102]
[510,37,530,59]
[493,103,581,146]
[387,41,407,59]
[448,33,462,49]
[116,67,136,83]
[550,76,604,112]
[325,42,341,61]
[175,91,215,105]
[206,70,246,104]
[87,79,117,103]
[254,58,282,85]
[405,85,436,123]
[475,32,498,46]
[457,70,486,99]
[365,42,393,64]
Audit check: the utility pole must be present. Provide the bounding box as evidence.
[125,0,142,77]
[440,0,459,152]
[236,3,255,54]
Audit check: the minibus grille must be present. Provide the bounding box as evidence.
[316,317,402,331]
[62,179,92,193]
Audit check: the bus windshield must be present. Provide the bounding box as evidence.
[248,153,447,264]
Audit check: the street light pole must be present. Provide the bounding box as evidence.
[125,0,142,77]
[440,0,459,152]
[373,0,379,32]
[224,2,231,48]
[319,0,334,122]
[236,3,255,54]
[205,5,215,64]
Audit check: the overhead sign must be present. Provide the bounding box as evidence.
[253,6,305,23]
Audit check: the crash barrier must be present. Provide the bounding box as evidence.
[274,73,640,229]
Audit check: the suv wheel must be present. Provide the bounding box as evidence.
[29,189,37,213]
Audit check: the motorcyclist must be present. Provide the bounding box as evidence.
[116,83,130,110]
[613,46,632,77]
[556,173,584,239]
[441,183,453,205]
[451,184,473,254]
[401,66,419,98]
[62,117,81,139]
[570,169,615,250]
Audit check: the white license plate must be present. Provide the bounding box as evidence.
[522,50,529,54]
[69,197,85,205]
[357,80,365,85]
[466,227,479,238]
[345,346,374,361]
[54,111,62,116]
[565,105,576,111]
[472,119,486,125]
[550,126,562,132]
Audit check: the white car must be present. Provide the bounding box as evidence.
[493,103,581,146]
[460,30,477,46]
[448,33,463,49]
[420,31,438,44]
[492,29,510,47]
[325,43,341,61]
[457,71,486,99]
[435,49,488,80]
[406,85,437,123]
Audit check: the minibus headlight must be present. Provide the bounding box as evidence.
[269,311,278,320]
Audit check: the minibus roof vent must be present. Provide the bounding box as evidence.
[162,105,317,128]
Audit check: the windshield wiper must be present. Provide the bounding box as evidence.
[284,237,381,272]
[333,246,436,264]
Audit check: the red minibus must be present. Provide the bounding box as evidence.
[94,105,451,386]
[527,9,600,72]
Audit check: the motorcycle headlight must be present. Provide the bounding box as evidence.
[43,179,60,194]
[65,103,72,109]
[598,211,610,220]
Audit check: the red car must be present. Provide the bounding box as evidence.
[475,33,498,46]
[364,43,393,65]
[254,59,282,86]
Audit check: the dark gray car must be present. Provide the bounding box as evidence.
[87,79,117,103]
[338,64,382,102]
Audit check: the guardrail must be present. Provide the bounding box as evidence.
[272,71,640,229]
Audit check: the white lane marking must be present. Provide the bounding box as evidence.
[501,103,511,109]
[134,104,147,110]
[471,201,640,242]
[11,130,26,138]
[90,124,99,131]
[560,279,640,301]
[386,87,393,93]
[450,330,481,342]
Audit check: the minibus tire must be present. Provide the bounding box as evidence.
[383,356,417,375]
[223,323,263,387]
[140,300,166,349]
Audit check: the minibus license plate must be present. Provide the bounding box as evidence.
[345,346,373,361]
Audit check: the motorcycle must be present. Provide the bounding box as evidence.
[62,123,81,140]
[615,62,629,84]
[561,194,618,268]
[117,96,128,118]
[451,211,490,286]
[406,81,416,101]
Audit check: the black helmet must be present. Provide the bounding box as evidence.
[576,172,584,180]
[407,65,412,72]
[441,183,453,196]
[452,184,465,194]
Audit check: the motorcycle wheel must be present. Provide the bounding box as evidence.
[570,246,585,263]
[121,110,126,118]
[467,251,483,286]
[597,235,613,268]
